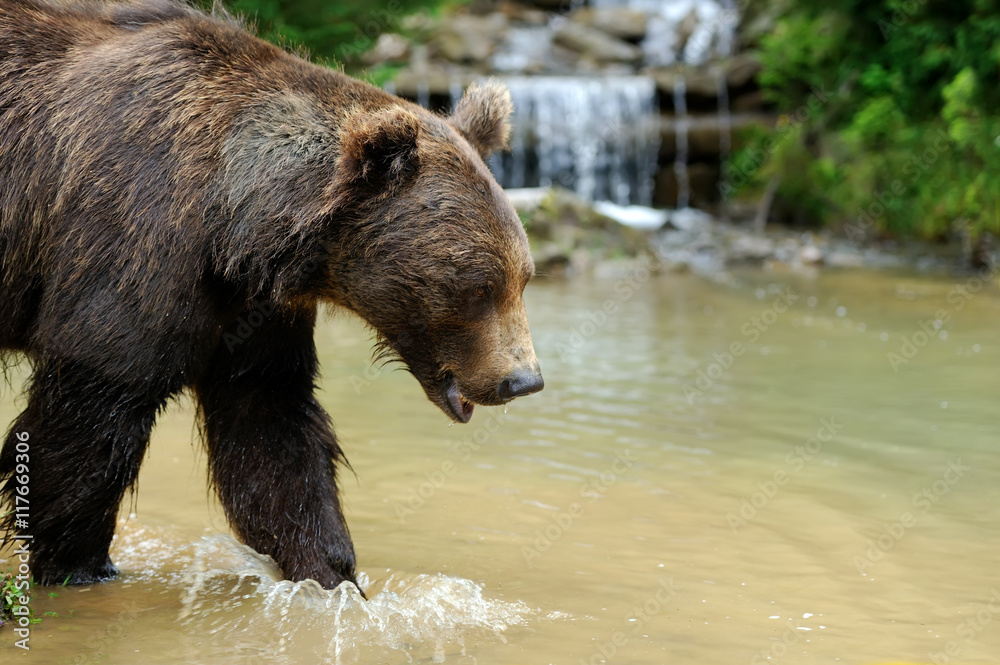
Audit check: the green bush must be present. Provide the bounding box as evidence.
[733,0,1000,242]
[217,0,458,75]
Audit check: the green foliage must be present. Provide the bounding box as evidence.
[213,0,458,69]
[735,0,1000,241]
[1,568,38,627]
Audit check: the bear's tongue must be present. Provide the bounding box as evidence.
[446,379,474,423]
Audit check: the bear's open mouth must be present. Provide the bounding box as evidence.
[443,373,474,423]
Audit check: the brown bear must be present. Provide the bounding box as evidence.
[0,0,543,591]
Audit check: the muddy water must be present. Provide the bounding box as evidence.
[2,266,999,665]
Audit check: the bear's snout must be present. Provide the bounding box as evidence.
[497,366,544,401]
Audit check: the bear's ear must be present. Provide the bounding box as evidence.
[334,106,420,199]
[448,80,512,158]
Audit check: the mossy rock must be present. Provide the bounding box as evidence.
[521,188,652,274]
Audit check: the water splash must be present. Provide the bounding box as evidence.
[113,529,537,664]
[490,76,659,206]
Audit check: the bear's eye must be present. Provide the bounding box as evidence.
[474,284,491,299]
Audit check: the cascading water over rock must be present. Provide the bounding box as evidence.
[486,76,659,207]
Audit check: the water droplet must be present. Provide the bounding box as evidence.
[504,406,508,414]
[973,344,981,352]
[941,401,948,409]
[880,332,889,342]
[835,306,847,317]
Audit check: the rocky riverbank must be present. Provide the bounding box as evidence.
[514,188,991,278]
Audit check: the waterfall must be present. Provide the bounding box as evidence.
[587,0,738,66]
[487,76,659,207]
[673,76,690,210]
[716,71,731,164]
[716,70,731,216]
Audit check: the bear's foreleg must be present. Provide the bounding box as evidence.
[0,360,166,584]
[197,307,358,591]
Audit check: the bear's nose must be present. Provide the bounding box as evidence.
[498,368,544,400]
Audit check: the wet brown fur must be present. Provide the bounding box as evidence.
[0,0,539,589]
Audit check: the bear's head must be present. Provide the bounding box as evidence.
[327,81,543,423]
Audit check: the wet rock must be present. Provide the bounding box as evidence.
[728,233,775,264]
[659,114,777,160]
[505,187,550,213]
[732,90,767,112]
[569,7,648,41]
[391,67,474,99]
[653,168,681,209]
[520,0,564,8]
[554,21,644,64]
[491,25,554,73]
[686,117,731,158]
[650,67,722,99]
[686,163,722,209]
[495,1,550,26]
[725,51,762,88]
[520,188,654,275]
[361,33,410,66]
[433,13,508,64]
